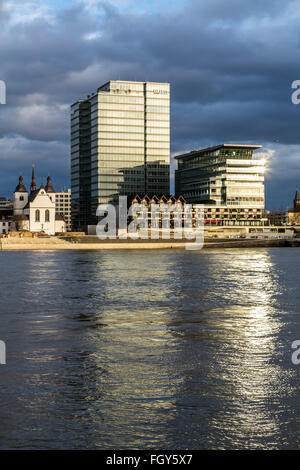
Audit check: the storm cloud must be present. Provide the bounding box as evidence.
[0,0,300,208]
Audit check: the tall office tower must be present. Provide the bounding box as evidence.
[175,144,265,225]
[71,80,170,231]
[70,100,91,231]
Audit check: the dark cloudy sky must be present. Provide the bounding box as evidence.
[0,0,300,209]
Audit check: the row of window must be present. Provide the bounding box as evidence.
[98,95,145,104]
[89,132,170,142]
[35,209,50,223]
[90,146,170,155]
[98,104,145,112]
[91,107,169,119]
[71,126,170,136]
[95,111,170,122]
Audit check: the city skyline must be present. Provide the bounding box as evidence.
[1,0,300,210]
[2,0,300,453]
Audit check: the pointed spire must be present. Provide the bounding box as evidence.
[30,165,37,193]
[294,188,300,212]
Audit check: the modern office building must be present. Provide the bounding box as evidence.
[0,198,13,234]
[71,80,170,231]
[0,198,13,210]
[175,144,265,225]
[55,189,71,231]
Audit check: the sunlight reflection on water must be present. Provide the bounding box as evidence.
[0,248,299,449]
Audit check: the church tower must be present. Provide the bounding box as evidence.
[13,176,28,215]
[294,190,300,212]
[30,165,37,193]
[45,175,56,203]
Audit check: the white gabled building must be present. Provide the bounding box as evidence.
[12,169,66,235]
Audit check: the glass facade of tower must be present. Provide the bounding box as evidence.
[70,100,92,230]
[71,81,170,231]
[175,144,265,225]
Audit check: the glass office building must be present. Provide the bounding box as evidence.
[71,80,170,231]
[175,144,265,225]
[70,100,92,230]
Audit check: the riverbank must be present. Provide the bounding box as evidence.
[1,236,300,250]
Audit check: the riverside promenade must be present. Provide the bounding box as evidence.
[1,236,300,250]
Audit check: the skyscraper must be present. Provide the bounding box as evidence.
[71,80,170,231]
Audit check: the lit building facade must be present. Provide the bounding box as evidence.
[55,189,71,231]
[71,80,170,231]
[175,144,265,225]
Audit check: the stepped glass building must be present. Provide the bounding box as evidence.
[71,80,170,231]
[175,144,265,225]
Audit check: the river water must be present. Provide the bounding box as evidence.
[0,248,299,449]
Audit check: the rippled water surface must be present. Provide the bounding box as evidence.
[0,248,300,449]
